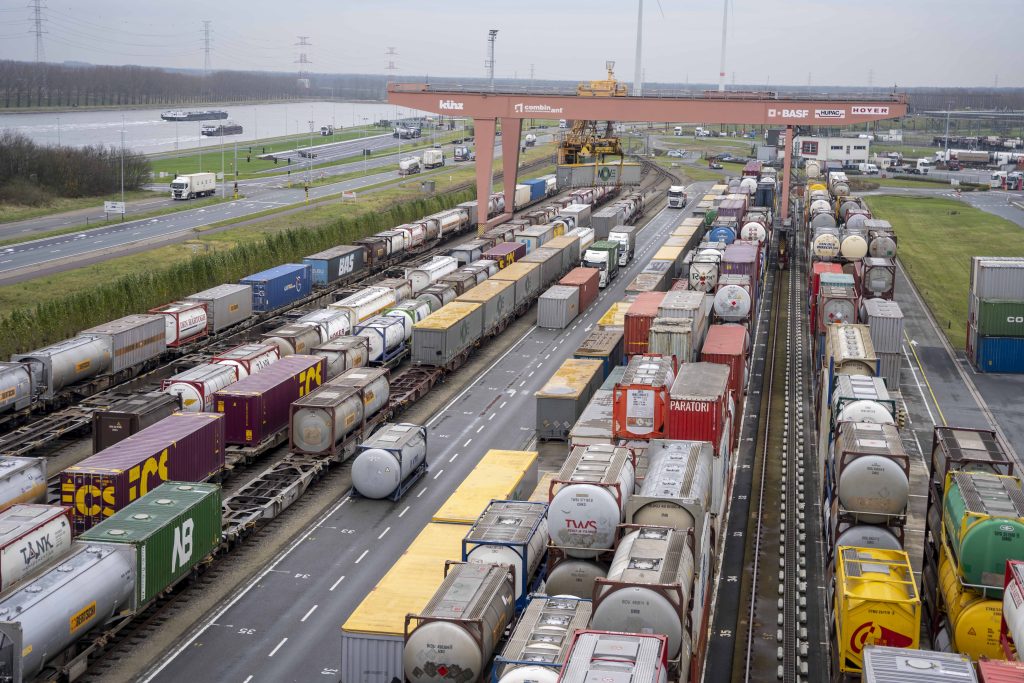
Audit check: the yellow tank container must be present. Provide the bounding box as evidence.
[938,542,1006,661]
[431,449,539,524]
[809,182,827,192]
[598,300,634,330]
[834,546,920,674]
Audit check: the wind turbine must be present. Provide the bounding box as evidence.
[633,0,664,96]
[717,0,729,91]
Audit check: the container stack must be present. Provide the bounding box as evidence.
[861,298,905,389]
[968,257,1024,373]
[922,426,1022,662]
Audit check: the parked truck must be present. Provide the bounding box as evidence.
[524,133,537,147]
[422,149,445,169]
[170,172,217,200]
[607,225,639,267]
[583,240,621,288]
[398,157,422,175]
[667,185,688,208]
[454,146,474,162]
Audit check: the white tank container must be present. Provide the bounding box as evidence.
[810,199,832,216]
[13,336,111,400]
[356,314,409,362]
[464,501,548,601]
[840,233,869,260]
[162,363,236,412]
[351,423,427,499]
[740,222,767,243]
[469,259,500,277]
[806,160,822,178]
[835,400,896,425]
[688,255,720,292]
[329,286,399,328]
[714,284,752,323]
[311,336,368,379]
[868,232,898,259]
[835,422,909,523]
[544,559,607,598]
[813,231,841,260]
[811,212,838,230]
[404,563,515,683]
[0,504,72,592]
[151,301,208,345]
[834,524,902,551]
[863,259,895,296]
[297,308,351,344]
[290,386,364,454]
[386,299,432,326]
[495,595,592,683]
[211,343,279,380]
[396,223,427,249]
[1003,561,1024,658]
[591,527,694,660]
[821,296,856,326]
[0,458,47,512]
[407,256,458,293]
[627,440,714,539]
[261,323,322,356]
[739,177,757,194]
[549,445,635,558]
[846,211,870,231]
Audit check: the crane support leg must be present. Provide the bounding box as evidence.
[474,117,496,235]
[498,117,523,228]
[781,124,794,220]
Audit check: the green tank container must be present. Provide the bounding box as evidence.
[943,471,1024,596]
[79,481,221,605]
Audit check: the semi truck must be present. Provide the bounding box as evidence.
[524,134,537,147]
[422,149,445,169]
[398,157,422,175]
[170,172,217,200]
[454,146,474,161]
[607,225,638,266]
[583,241,621,288]
[667,185,688,208]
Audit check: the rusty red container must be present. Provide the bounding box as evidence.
[702,324,750,400]
[61,411,225,533]
[559,267,600,312]
[482,242,526,269]
[978,660,1024,682]
[667,362,730,448]
[670,278,690,291]
[624,292,666,357]
[810,262,843,300]
[214,355,326,446]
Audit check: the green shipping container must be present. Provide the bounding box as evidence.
[973,298,1024,337]
[79,481,221,604]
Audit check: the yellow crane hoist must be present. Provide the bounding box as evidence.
[577,61,629,97]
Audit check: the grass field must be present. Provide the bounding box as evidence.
[865,195,1024,348]
[0,190,163,224]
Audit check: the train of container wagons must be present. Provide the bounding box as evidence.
[803,165,1024,681]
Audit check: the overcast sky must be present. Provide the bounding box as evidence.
[1,0,1019,88]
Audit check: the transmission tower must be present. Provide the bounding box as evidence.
[30,0,45,63]
[201,20,212,74]
[485,29,498,91]
[295,36,312,87]
[385,47,398,80]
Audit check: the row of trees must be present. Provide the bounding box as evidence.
[0,132,149,199]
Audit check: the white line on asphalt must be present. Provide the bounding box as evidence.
[354,550,369,564]
[378,527,391,540]
[300,605,318,622]
[433,469,444,479]
[268,637,288,657]
[499,401,507,409]
[488,413,495,421]
[329,575,345,591]
[449,453,459,462]
[417,487,427,497]
[243,676,253,683]
[463,438,472,447]
[519,380,526,387]
[476,424,485,433]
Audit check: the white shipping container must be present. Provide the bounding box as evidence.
[149,301,208,345]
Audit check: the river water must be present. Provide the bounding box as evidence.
[0,101,428,154]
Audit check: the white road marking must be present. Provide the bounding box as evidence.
[463,438,472,447]
[417,487,427,497]
[268,637,288,657]
[354,550,369,564]
[476,424,485,432]
[433,468,444,479]
[488,413,495,421]
[243,676,253,683]
[449,453,459,462]
[398,506,410,518]
[300,605,318,622]
[329,575,345,591]
[499,401,507,409]
[378,527,391,540]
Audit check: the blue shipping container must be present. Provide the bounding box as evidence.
[240,263,311,312]
[974,336,1024,373]
[525,179,546,202]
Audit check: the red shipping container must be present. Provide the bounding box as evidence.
[810,262,843,300]
[701,324,750,402]
[670,278,690,291]
[559,267,600,312]
[214,354,326,446]
[61,411,225,532]
[612,355,675,440]
[624,292,667,357]
[979,660,1024,682]
[482,242,526,269]
[667,362,730,447]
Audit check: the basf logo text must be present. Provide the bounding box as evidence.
[439,99,464,111]
[816,109,846,119]
[768,108,809,119]
[851,106,890,115]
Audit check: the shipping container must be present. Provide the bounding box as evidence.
[702,324,750,403]
[210,343,279,381]
[937,542,1003,660]
[161,363,236,412]
[0,504,72,592]
[648,318,697,367]
[416,284,457,313]
[970,331,1024,373]
[560,267,600,312]
[559,203,592,229]
[239,263,312,312]
[330,287,401,328]
[545,233,582,272]
[482,242,526,269]
[436,270,478,296]
[574,329,625,378]
[148,301,208,347]
[91,391,181,452]
[625,293,668,356]
[432,449,539,524]
[668,362,730,447]
[590,205,626,240]
[491,594,593,681]
[521,247,564,289]
[612,355,675,440]
[0,457,47,511]
[971,297,1024,337]
[536,359,604,440]
[61,412,225,532]
[80,314,166,374]
[861,646,976,682]
[978,660,1024,683]
[558,631,668,683]
[213,355,325,446]
[490,262,543,311]
[460,500,548,604]
[183,283,253,334]
[971,257,1024,301]
[78,482,220,604]
[861,298,904,354]
[598,300,633,331]
[833,547,920,674]
[340,522,467,683]
[289,368,389,457]
[860,257,897,300]
[449,239,488,266]
[538,285,580,329]
[355,314,409,363]
[303,245,366,285]
[411,302,484,368]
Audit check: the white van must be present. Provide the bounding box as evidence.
[674,126,683,136]
[858,163,879,175]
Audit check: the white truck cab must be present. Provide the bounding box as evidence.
[667,185,688,208]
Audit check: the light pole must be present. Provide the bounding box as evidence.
[120,115,125,220]
[56,116,61,146]
[221,142,225,199]
[198,123,203,171]
[944,102,952,163]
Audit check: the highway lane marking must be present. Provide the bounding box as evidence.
[300,605,318,622]
[417,487,427,497]
[378,527,391,540]
[243,677,253,683]
[544,353,551,360]
[449,453,459,462]
[354,550,369,564]
[268,637,288,657]
[902,344,939,427]
[463,438,472,447]
[488,413,495,421]
[519,380,526,387]
[433,469,445,479]
[477,424,485,432]
[499,401,507,409]
[329,575,345,591]
[902,332,947,426]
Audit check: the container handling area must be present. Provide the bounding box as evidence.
[0,8,1023,683]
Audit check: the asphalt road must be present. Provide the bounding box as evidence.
[140,187,710,683]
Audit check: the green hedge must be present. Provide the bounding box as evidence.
[0,188,475,358]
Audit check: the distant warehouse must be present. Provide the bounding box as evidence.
[794,135,871,170]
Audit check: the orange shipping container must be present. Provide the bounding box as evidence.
[612,355,675,441]
[624,292,666,357]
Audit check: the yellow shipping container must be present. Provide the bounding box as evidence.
[549,222,566,238]
[654,246,684,262]
[598,301,633,329]
[546,234,579,251]
[491,261,540,283]
[938,542,1005,660]
[432,449,539,524]
[662,236,690,249]
[455,278,514,304]
[834,546,920,674]
[414,301,481,330]
[701,194,718,203]
[536,359,603,400]
[529,472,558,502]
[679,216,704,229]
[710,184,728,195]
[340,522,465,655]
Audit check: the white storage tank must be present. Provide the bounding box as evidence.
[296,308,351,345]
[289,385,365,455]
[713,278,753,323]
[627,440,714,540]
[12,336,111,400]
[840,232,869,260]
[351,423,427,499]
[0,504,72,592]
[835,400,896,426]
[543,558,607,598]
[161,363,236,412]
[834,524,902,552]
[261,322,323,357]
[329,286,399,328]
[812,229,841,260]
[834,421,909,523]
[805,160,822,178]
[211,343,279,380]
[416,284,457,313]
[403,563,516,683]
[868,230,898,259]
[0,457,47,512]
[1003,559,1024,663]
[149,301,208,346]
[493,595,593,683]
[558,631,670,683]
[548,445,635,558]
[688,254,720,293]
[386,299,432,327]
[463,500,548,603]
[407,256,459,294]
[861,645,977,682]
[310,337,368,379]
[740,222,766,243]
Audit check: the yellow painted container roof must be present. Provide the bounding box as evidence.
[340,522,467,636]
[535,359,603,400]
[599,301,632,328]
[529,472,558,502]
[662,237,690,248]
[413,301,481,331]
[432,449,539,524]
[672,225,700,239]
[701,194,718,202]
[654,246,684,262]
[455,278,514,303]
[680,217,704,227]
[491,262,540,282]
[546,234,579,250]
[710,184,729,194]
